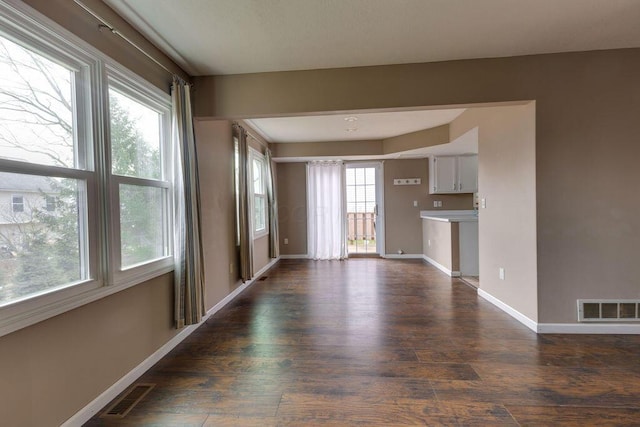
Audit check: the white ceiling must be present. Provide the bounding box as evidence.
[103,0,640,76]
[246,108,465,143]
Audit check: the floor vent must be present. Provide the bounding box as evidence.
[258,276,268,281]
[578,299,640,322]
[102,383,155,418]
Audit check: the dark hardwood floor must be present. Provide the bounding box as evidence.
[86,259,640,426]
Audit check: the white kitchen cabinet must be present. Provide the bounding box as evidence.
[429,154,477,194]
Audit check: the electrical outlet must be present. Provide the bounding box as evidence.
[428,239,431,247]
[433,201,438,207]
[481,198,486,209]
[438,201,443,207]
[284,238,289,245]
[413,200,418,207]
[499,267,505,280]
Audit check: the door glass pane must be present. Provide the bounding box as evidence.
[365,168,375,185]
[0,35,77,168]
[346,166,378,254]
[0,172,86,305]
[119,184,165,268]
[346,168,355,185]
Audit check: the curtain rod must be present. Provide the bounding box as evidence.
[233,123,268,147]
[72,0,178,78]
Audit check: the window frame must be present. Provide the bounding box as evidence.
[11,195,24,213]
[106,66,173,287]
[249,147,268,239]
[0,1,174,337]
[45,195,56,212]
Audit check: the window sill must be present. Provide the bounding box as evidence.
[253,230,269,240]
[0,264,174,339]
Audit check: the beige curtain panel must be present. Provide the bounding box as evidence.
[172,77,205,328]
[235,124,254,281]
[265,148,279,259]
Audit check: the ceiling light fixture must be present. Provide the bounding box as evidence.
[344,116,358,122]
[345,127,358,132]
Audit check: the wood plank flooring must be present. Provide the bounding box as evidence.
[86,259,640,426]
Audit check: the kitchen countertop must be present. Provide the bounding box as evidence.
[420,210,478,223]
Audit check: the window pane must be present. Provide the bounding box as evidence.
[0,35,76,168]
[0,172,85,305]
[109,89,161,180]
[119,184,166,268]
[346,168,355,185]
[11,195,24,213]
[253,158,263,194]
[45,195,56,212]
[365,168,375,185]
[254,196,265,231]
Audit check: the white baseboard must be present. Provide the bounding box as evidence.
[478,288,538,333]
[477,289,640,335]
[537,323,640,334]
[422,255,460,277]
[279,254,308,259]
[382,253,424,259]
[64,257,281,427]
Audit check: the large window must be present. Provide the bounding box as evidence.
[250,149,267,237]
[0,28,93,308]
[0,2,173,336]
[107,78,171,277]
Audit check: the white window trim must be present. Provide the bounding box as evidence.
[106,65,173,287]
[249,147,268,239]
[0,1,175,337]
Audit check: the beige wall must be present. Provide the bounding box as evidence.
[270,125,448,159]
[422,219,459,271]
[383,159,425,254]
[195,48,640,323]
[195,119,273,279]
[272,140,382,158]
[382,125,449,154]
[276,162,308,255]
[451,104,538,321]
[253,235,271,273]
[194,120,244,305]
[0,274,175,426]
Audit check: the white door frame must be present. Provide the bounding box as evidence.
[345,161,385,255]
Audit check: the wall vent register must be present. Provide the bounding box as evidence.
[578,299,640,322]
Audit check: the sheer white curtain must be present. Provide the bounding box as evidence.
[307,161,347,260]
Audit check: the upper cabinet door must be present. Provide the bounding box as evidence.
[457,155,478,193]
[431,156,457,193]
[429,154,478,194]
